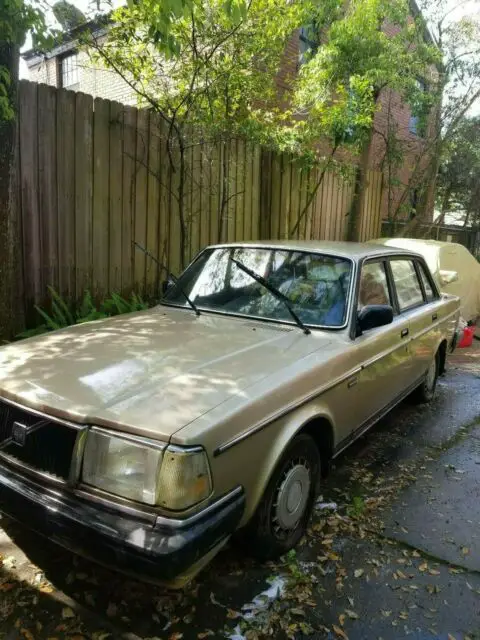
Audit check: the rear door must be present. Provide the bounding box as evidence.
[389,257,439,384]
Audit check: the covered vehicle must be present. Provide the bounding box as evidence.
[376,238,480,325]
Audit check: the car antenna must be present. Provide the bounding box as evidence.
[133,241,200,316]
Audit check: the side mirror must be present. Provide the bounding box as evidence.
[439,269,459,285]
[161,279,174,296]
[357,304,393,335]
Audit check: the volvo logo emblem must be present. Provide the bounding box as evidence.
[11,421,29,447]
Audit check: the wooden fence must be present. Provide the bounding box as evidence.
[17,80,384,316]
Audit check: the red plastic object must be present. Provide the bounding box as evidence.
[458,325,475,349]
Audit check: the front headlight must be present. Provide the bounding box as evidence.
[82,429,212,510]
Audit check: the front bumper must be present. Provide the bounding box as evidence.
[0,464,244,584]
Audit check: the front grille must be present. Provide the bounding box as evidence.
[0,398,79,481]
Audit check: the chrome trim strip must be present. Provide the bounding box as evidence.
[0,395,84,430]
[0,453,67,486]
[154,486,244,530]
[214,307,457,456]
[89,426,167,451]
[408,308,459,342]
[73,485,157,524]
[213,365,363,457]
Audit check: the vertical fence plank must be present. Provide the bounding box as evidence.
[92,98,110,296]
[146,112,161,297]
[38,84,58,295]
[19,82,41,315]
[134,109,149,293]
[57,87,76,301]
[158,121,171,272]
[235,140,245,242]
[122,105,137,291]
[109,101,123,292]
[75,92,93,300]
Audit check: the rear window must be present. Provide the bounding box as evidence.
[390,259,424,311]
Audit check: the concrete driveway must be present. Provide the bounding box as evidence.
[0,342,479,640]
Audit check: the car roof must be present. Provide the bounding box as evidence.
[207,240,420,260]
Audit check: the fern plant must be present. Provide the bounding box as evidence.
[16,288,150,339]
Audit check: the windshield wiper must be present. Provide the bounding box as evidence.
[133,241,200,316]
[228,256,310,335]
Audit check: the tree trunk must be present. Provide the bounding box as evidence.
[348,131,373,241]
[0,41,23,341]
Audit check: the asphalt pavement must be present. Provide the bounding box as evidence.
[0,342,479,640]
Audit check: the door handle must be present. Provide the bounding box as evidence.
[347,377,358,388]
[432,313,438,322]
[401,328,409,338]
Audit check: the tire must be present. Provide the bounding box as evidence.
[411,350,439,404]
[238,433,321,561]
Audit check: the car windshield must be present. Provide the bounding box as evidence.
[162,246,352,328]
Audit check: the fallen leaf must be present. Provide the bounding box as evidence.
[339,614,346,626]
[396,570,407,579]
[106,603,117,618]
[332,624,349,639]
[345,609,359,619]
[226,609,240,619]
[399,611,408,620]
[429,569,440,576]
[169,634,183,640]
[21,630,34,640]
[197,632,214,639]
[290,608,306,617]
[419,563,428,572]
[354,569,364,578]
[448,635,456,640]
[0,583,15,592]
[62,607,75,620]
[461,547,470,556]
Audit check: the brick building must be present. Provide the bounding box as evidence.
[22,21,137,106]
[22,3,437,224]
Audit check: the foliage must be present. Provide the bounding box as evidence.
[52,0,86,31]
[16,287,150,339]
[0,0,52,120]
[436,116,480,226]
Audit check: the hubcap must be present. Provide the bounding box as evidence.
[426,358,436,390]
[273,460,311,532]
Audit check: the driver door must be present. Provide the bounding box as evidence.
[350,260,411,428]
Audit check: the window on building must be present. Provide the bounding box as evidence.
[409,79,427,137]
[59,53,79,88]
[299,25,318,65]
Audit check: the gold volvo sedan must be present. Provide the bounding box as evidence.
[0,242,460,586]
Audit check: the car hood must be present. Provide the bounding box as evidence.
[0,307,329,441]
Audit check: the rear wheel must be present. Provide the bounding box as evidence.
[412,351,439,404]
[239,433,320,560]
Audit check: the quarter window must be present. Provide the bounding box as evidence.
[390,260,424,311]
[417,262,435,301]
[358,262,391,310]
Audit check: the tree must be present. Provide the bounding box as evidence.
[89,0,312,267]
[434,116,480,232]
[269,0,440,238]
[0,0,50,340]
[52,0,86,31]
[391,0,480,236]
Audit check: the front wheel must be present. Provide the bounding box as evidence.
[238,433,321,560]
[411,351,439,404]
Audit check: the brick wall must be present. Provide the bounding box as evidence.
[26,49,137,106]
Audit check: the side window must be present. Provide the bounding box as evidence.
[358,262,391,310]
[417,262,435,302]
[390,260,424,311]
